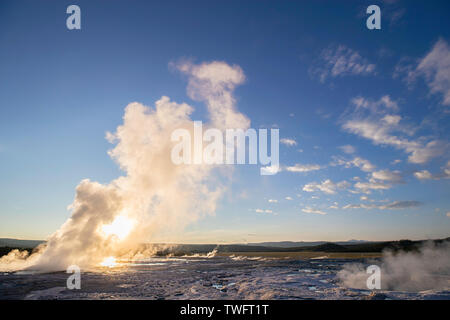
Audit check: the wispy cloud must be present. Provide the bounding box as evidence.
[342,95,448,164]
[395,39,450,107]
[416,39,450,106]
[354,178,392,194]
[280,138,297,146]
[331,156,376,172]
[338,145,356,154]
[303,179,350,195]
[255,209,275,214]
[310,45,376,83]
[342,200,422,210]
[302,207,327,215]
[285,163,322,173]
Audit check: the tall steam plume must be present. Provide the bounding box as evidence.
[0,61,249,272]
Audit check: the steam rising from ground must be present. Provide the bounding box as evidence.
[0,61,249,272]
[338,241,450,291]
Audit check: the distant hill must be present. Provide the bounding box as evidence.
[1,237,449,258]
[0,238,44,248]
[154,237,450,255]
[244,240,370,248]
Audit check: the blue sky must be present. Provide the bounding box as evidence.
[0,0,449,242]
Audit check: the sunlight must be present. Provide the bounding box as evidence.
[101,215,134,240]
[100,256,117,267]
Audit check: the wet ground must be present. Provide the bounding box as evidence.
[1,256,449,300]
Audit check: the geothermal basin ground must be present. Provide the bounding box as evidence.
[1,254,449,300]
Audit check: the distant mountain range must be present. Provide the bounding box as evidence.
[0,238,368,249]
[1,237,449,256]
[150,237,450,255]
[0,238,44,248]
[243,240,370,248]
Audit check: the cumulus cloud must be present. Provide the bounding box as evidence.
[414,161,450,180]
[371,169,403,183]
[414,170,434,180]
[260,165,280,175]
[354,178,392,194]
[310,45,376,83]
[268,199,278,203]
[280,138,297,146]
[302,207,327,215]
[303,179,350,195]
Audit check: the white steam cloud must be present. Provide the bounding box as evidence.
[0,61,249,272]
[338,241,450,291]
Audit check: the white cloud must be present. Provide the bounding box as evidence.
[255,209,274,214]
[383,201,422,209]
[285,196,293,200]
[395,39,450,107]
[303,179,350,195]
[338,145,356,154]
[280,138,297,146]
[311,45,376,83]
[302,207,327,215]
[416,39,450,106]
[342,95,448,164]
[414,161,450,180]
[342,200,422,210]
[331,156,376,172]
[371,170,403,183]
[285,163,322,173]
[354,178,392,194]
[260,165,280,175]
[268,199,278,203]
[350,95,399,113]
[414,170,434,180]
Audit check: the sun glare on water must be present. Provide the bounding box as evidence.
[101,215,134,240]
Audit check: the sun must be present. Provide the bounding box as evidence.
[100,256,117,267]
[101,215,134,240]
